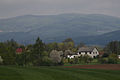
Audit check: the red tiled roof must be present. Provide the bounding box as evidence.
[16,48,22,53]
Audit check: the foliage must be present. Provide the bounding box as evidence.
[99,54,118,64]
[80,55,93,64]
[0,41,17,65]
[50,50,62,65]
[99,58,109,64]
[31,37,46,66]
[15,53,26,66]
[108,54,118,64]
[0,37,120,66]
[104,41,120,55]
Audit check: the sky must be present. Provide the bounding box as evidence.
[0,0,120,19]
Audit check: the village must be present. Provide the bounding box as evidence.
[0,38,120,66]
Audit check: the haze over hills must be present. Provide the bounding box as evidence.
[0,14,120,45]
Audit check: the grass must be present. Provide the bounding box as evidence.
[0,66,120,80]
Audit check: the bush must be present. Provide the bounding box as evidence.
[41,56,53,66]
[108,54,118,64]
[82,55,93,64]
[99,58,109,64]
[99,54,118,64]
[74,57,79,64]
[63,58,68,64]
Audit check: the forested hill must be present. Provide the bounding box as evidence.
[0,14,120,45]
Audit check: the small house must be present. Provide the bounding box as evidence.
[16,48,23,54]
[118,55,120,59]
[67,53,78,59]
[77,47,99,58]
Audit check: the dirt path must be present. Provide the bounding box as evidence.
[65,64,120,70]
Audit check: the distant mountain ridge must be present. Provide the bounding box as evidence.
[0,14,120,45]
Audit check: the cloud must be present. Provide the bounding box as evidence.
[0,0,120,18]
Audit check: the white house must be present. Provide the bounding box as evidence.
[0,56,3,64]
[67,54,79,59]
[118,55,120,59]
[78,47,99,58]
[67,47,99,59]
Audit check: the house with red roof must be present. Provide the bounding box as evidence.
[16,48,23,54]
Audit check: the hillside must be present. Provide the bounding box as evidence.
[73,30,120,45]
[0,14,120,45]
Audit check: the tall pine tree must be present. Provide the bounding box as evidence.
[32,37,45,66]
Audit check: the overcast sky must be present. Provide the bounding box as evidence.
[0,0,120,19]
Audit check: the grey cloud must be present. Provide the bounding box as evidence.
[0,0,120,18]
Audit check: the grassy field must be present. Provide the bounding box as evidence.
[0,66,120,80]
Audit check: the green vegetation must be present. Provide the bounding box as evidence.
[0,66,120,80]
[99,41,120,64]
[0,37,120,66]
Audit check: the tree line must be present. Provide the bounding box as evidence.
[0,37,120,66]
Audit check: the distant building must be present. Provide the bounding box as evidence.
[78,47,99,58]
[118,55,120,59]
[67,47,99,59]
[16,48,23,54]
[67,52,78,59]
[0,56,3,64]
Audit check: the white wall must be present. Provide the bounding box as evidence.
[67,48,99,59]
[78,48,99,58]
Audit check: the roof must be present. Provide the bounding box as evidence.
[16,48,22,53]
[78,47,95,52]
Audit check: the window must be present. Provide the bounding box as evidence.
[79,52,81,54]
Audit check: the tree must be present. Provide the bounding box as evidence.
[46,42,58,52]
[77,42,85,49]
[104,41,120,55]
[63,38,74,43]
[82,55,93,63]
[108,53,118,64]
[0,42,16,65]
[57,43,65,51]
[50,50,62,65]
[32,37,45,66]
[99,53,118,64]
[62,38,75,50]
[64,50,73,57]
[15,53,26,66]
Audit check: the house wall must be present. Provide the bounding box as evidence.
[92,48,99,58]
[67,55,79,59]
[78,48,99,58]
[67,48,99,59]
[118,55,120,59]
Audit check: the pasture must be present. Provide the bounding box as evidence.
[0,65,120,80]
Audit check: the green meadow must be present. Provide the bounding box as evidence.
[0,66,120,80]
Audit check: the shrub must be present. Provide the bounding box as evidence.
[108,54,118,64]
[99,58,109,64]
[99,54,118,64]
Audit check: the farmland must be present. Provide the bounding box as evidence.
[0,65,120,80]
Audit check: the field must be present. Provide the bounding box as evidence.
[65,64,120,70]
[0,65,120,80]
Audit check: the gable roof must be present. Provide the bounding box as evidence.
[78,47,95,52]
[16,48,23,53]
